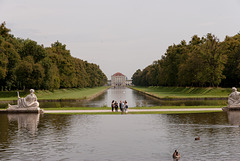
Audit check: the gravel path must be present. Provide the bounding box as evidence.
[44,108,222,113]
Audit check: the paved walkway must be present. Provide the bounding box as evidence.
[44,108,222,113]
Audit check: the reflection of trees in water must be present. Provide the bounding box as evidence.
[0,114,12,149]
[152,113,233,159]
[159,100,227,106]
[38,114,72,135]
[157,112,229,140]
[135,101,140,107]
[135,100,148,107]
[164,112,240,154]
[38,115,98,139]
[165,113,228,125]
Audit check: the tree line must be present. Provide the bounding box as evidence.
[0,22,107,91]
[132,33,240,87]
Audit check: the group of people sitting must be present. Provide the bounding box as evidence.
[111,100,128,113]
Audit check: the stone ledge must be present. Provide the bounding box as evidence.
[222,106,240,111]
[0,108,44,114]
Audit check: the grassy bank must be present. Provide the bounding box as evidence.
[0,105,222,110]
[41,106,222,111]
[0,86,110,101]
[47,111,222,115]
[130,86,230,99]
[123,110,222,115]
[0,106,222,114]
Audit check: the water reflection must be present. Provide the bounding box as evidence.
[7,113,40,134]
[2,113,240,160]
[227,111,240,125]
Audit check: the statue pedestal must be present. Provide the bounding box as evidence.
[6,107,44,114]
[222,106,240,112]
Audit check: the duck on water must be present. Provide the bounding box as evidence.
[173,149,181,160]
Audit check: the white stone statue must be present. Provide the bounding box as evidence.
[228,87,240,107]
[8,89,39,109]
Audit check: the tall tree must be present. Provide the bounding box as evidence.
[0,22,107,90]
[19,39,46,63]
[132,69,142,86]
[221,34,240,87]
[0,22,11,38]
[199,33,227,86]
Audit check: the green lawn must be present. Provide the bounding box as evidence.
[125,110,222,115]
[0,105,222,114]
[0,86,110,101]
[0,91,28,101]
[41,105,222,111]
[130,86,231,99]
[46,110,222,115]
[0,105,222,110]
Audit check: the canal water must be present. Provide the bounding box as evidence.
[0,87,233,160]
[1,112,240,161]
[0,87,225,108]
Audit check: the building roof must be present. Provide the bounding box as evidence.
[112,72,125,77]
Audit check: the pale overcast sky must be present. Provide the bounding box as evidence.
[0,0,240,79]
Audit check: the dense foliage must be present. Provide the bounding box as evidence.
[0,22,107,90]
[132,33,240,87]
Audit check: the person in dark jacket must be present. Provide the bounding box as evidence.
[114,101,118,112]
[119,101,123,112]
[111,100,115,112]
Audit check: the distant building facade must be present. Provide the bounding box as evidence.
[111,72,126,87]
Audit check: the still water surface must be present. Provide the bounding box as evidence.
[1,112,240,161]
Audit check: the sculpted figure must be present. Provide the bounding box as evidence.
[8,89,39,109]
[228,87,240,107]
